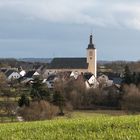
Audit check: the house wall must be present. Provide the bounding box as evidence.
[8,72,20,80]
[44,68,88,77]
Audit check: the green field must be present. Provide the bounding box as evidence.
[0,111,140,140]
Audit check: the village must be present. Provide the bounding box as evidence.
[1,0,140,139]
[0,34,140,124]
[0,35,122,90]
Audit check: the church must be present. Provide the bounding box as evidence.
[46,34,97,77]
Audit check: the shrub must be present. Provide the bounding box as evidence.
[18,101,58,121]
[66,85,121,109]
[121,84,140,112]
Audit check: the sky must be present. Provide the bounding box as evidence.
[0,0,140,61]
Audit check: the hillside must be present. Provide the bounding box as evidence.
[0,111,140,140]
[18,58,52,63]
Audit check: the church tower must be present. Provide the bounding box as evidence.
[87,34,97,77]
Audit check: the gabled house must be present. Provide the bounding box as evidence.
[107,73,122,85]
[84,73,99,89]
[98,72,123,86]
[5,70,20,80]
[20,70,40,84]
[97,74,113,87]
[24,71,40,78]
[70,71,79,79]
[43,74,58,89]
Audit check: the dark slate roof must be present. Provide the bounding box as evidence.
[98,72,123,85]
[47,74,57,81]
[83,72,93,80]
[24,70,36,78]
[111,77,122,85]
[5,70,17,77]
[1,68,8,73]
[88,43,95,49]
[48,58,88,69]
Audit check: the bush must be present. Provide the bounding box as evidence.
[65,85,121,109]
[18,101,59,121]
[121,84,140,113]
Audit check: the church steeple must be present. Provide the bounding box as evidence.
[90,34,93,44]
[87,34,95,49]
[86,34,97,77]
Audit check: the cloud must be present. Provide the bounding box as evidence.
[0,0,140,30]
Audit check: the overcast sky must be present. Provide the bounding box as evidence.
[0,0,140,61]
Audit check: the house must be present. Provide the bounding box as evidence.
[98,72,122,85]
[107,73,122,85]
[84,73,99,89]
[24,70,40,78]
[98,65,112,73]
[20,70,26,77]
[5,70,20,80]
[70,71,79,79]
[45,34,97,78]
[97,74,113,87]
[43,74,58,89]
[19,70,40,84]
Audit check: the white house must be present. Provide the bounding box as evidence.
[20,70,26,77]
[85,75,99,89]
[5,70,20,80]
[97,74,113,87]
[70,71,79,79]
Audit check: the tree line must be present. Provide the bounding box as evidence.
[0,64,140,122]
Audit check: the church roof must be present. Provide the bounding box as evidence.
[48,58,88,69]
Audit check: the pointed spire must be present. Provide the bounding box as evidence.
[87,34,95,49]
[90,34,93,44]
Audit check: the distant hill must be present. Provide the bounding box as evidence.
[18,58,52,63]
[97,60,112,65]
[0,58,48,71]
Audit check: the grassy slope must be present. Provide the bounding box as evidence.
[0,111,140,140]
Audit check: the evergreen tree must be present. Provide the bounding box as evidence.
[30,78,51,102]
[136,73,140,85]
[123,65,132,84]
[132,72,137,85]
[18,94,30,107]
[53,91,65,115]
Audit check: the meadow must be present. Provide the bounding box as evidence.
[0,111,140,140]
